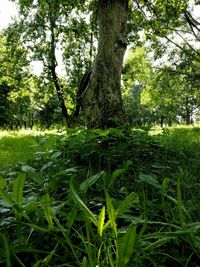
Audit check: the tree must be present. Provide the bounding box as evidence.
[0,33,33,129]
[8,0,97,127]
[123,46,153,125]
[80,0,128,128]
[7,0,200,128]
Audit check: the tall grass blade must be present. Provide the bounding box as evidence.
[143,237,174,251]
[161,178,169,194]
[70,181,97,226]
[0,233,11,267]
[106,192,117,237]
[81,256,88,267]
[53,216,80,265]
[41,194,54,229]
[66,207,77,233]
[177,176,184,225]
[0,188,14,205]
[117,225,137,266]
[97,206,105,237]
[116,192,139,217]
[12,173,26,208]
[80,171,104,192]
[41,243,58,264]
[108,168,125,188]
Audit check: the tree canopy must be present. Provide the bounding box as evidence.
[0,0,199,128]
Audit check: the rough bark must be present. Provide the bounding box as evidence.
[81,0,128,128]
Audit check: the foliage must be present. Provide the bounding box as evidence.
[123,46,153,125]
[0,0,199,128]
[0,127,200,266]
[123,44,200,126]
[6,0,98,126]
[0,33,32,128]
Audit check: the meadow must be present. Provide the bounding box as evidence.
[0,130,59,171]
[0,126,200,267]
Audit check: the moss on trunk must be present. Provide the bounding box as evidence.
[81,0,128,128]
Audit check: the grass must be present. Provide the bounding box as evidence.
[0,126,200,266]
[0,129,60,171]
[156,126,200,154]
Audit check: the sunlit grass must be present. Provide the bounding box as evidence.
[0,129,59,170]
[155,125,200,155]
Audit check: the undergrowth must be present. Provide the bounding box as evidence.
[0,127,200,266]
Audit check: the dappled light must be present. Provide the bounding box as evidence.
[0,0,200,265]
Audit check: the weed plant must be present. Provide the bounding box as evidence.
[0,127,200,266]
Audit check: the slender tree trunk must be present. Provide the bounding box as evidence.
[48,1,69,127]
[81,0,128,128]
[185,97,191,125]
[160,115,164,128]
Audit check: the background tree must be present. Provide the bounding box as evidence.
[123,46,153,125]
[0,33,33,129]
[8,0,97,127]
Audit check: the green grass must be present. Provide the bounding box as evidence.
[0,126,200,266]
[155,126,200,155]
[0,130,59,171]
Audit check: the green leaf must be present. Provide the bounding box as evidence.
[41,244,58,264]
[138,174,160,188]
[177,176,184,225]
[70,181,97,226]
[112,168,125,179]
[116,192,139,218]
[117,225,137,266]
[108,168,125,188]
[22,165,43,184]
[12,173,26,208]
[81,256,88,267]
[41,194,54,229]
[39,137,49,144]
[162,178,169,194]
[80,171,104,192]
[0,179,7,189]
[51,151,62,159]
[21,165,35,172]
[66,207,78,231]
[106,192,117,236]
[143,237,174,252]
[23,196,38,213]
[53,167,79,178]
[97,206,105,237]
[0,190,14,205]
[28,172,43,184]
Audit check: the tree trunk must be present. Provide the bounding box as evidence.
[185,97,191,125]
[81,0,128,128]
[160,115,164,128]
[48,1,69,127]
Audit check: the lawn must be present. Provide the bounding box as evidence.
[0,130,59,171]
